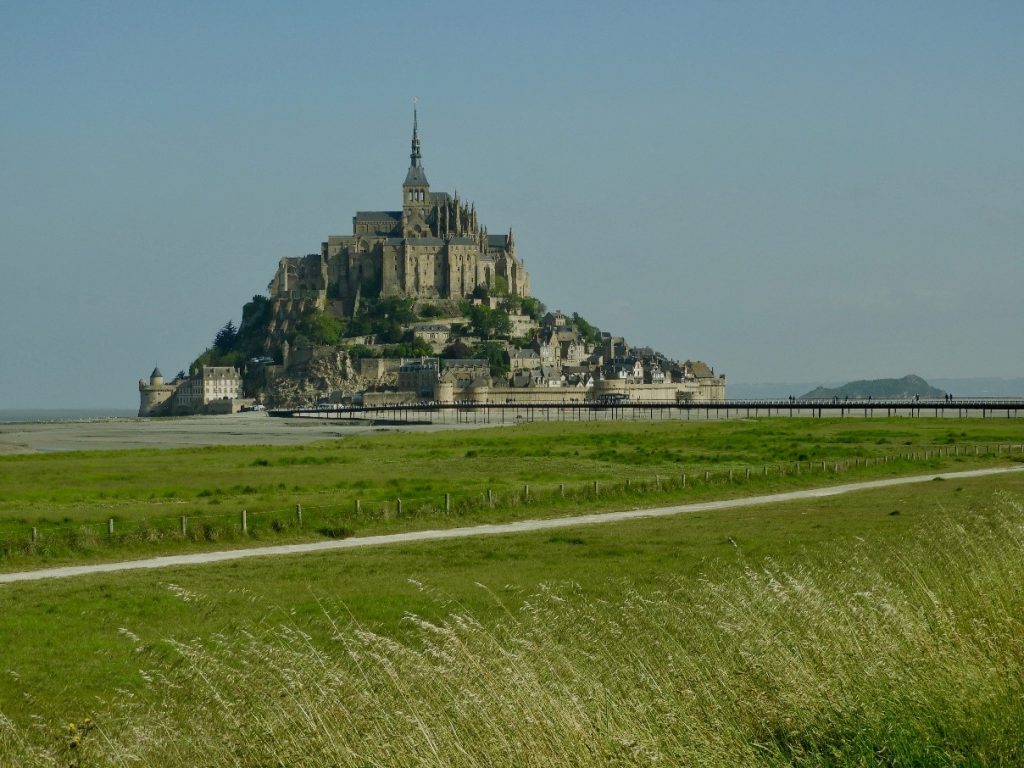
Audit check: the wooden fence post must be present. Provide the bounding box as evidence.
[445,493,451,512]
[397,498,403,515]
[523,484,530,502]
[31,527,38,543]
[355,499,362,515]
[559,483,565,498]
[241,509,248,533]
[107,518,114,536]
[488,489,494,507]
[594,480,600,496]
[296,504,302,527]
[180,516,188,536]
[681,473,686,487]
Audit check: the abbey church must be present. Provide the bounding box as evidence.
[268,110,529,317]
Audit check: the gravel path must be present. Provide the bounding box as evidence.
[2,466,1021,584]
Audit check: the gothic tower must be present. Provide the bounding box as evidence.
[402,107,431,237]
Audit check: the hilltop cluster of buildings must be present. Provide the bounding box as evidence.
[352,307,725,406]
[139,111,725,414]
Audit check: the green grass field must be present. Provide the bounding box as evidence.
[1,418,1023,765]
[1,418,1022,569]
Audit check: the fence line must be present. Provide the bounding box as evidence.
[1,443,1021,552]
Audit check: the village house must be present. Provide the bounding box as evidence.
[397,357,439,397]
[410,323,451,351]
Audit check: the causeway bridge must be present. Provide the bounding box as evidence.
[269,398,1024,425]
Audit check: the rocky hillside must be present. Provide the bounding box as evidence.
[800,374,946,400]
[262,348,396,408]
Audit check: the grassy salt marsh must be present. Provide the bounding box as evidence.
[0,418,1021,569]
[1,475,1023,765]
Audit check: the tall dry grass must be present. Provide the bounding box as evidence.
[5,496,1024,766]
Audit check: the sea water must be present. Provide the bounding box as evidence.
[0,409,138,424]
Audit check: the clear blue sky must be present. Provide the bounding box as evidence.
[1,1,1022,408]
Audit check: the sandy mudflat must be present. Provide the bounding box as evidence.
[0,413,464,454]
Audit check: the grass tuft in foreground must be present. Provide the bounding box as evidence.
[5,494,1024,766]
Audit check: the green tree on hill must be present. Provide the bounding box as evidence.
[214,321,238,354]
[442,340,475,359]
[380,338,433,358]
[571,313,601,345]
[474,341,510,378]
[345,344,378,359]
[296,310,345,346]
[520,296,545,321]
[466,304,512,340]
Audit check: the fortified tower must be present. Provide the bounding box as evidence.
[138,366,175,416]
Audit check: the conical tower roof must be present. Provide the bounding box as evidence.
[404,106,429,186]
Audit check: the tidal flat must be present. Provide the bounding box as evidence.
[0,411,478,455]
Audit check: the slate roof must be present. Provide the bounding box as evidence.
[538,365,563,380]
[355,211,401,221]
[687,361,715,378]
[404,166,429,186]
[398,358,439,372]
[487,234,509,248]
[509,349,540,360]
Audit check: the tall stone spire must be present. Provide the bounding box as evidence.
[404,101,429,189]
[410,106,422,168]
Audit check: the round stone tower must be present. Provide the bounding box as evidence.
[138,366,175,416]
[434,380,455,404]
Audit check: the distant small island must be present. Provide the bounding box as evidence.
[800,374,946,400]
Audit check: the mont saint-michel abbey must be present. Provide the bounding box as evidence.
[268,110,529,316]
[139,110,727,416]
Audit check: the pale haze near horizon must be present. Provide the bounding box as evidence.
[1,1,1021,409]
